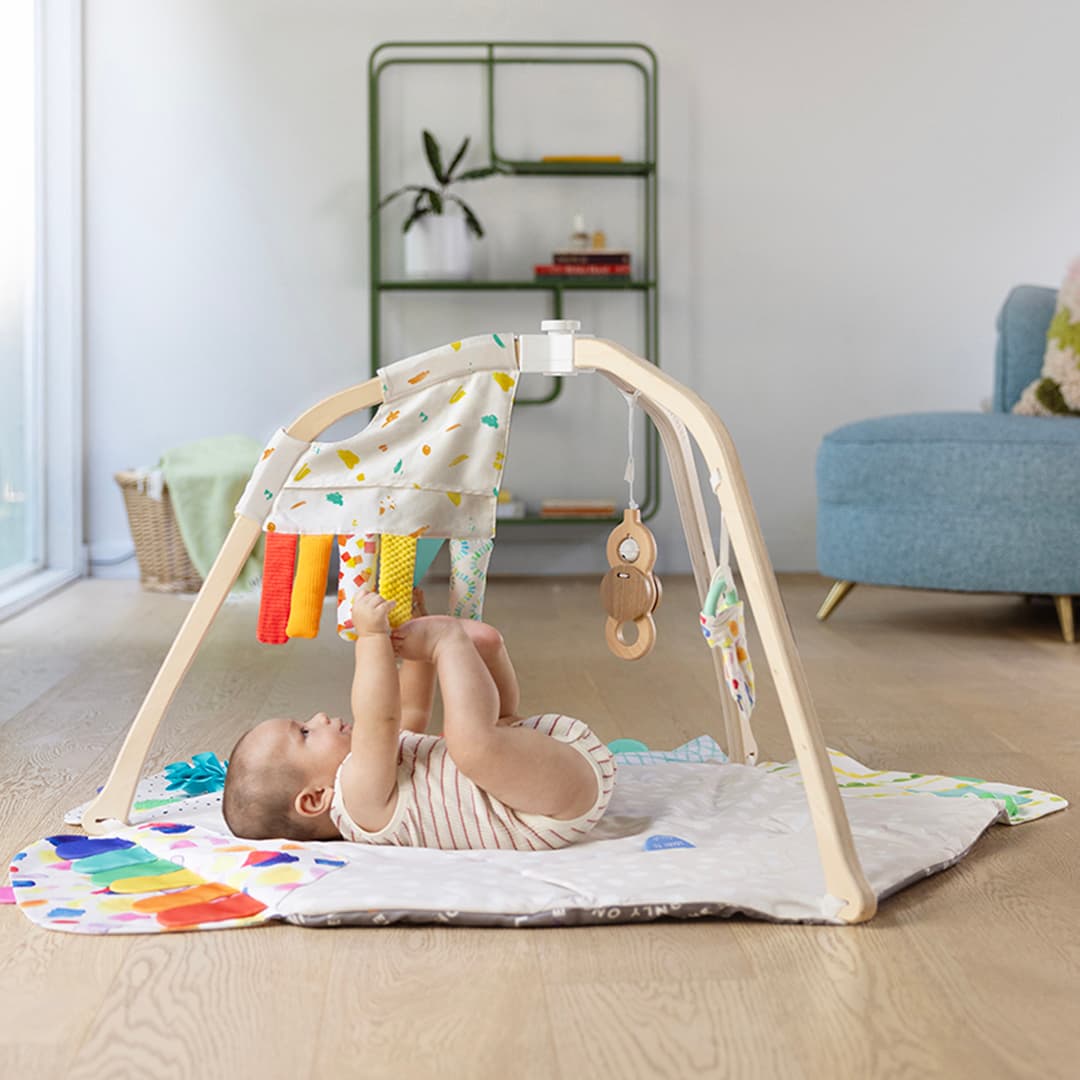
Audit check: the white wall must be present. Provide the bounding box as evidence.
[84,0,1080,578]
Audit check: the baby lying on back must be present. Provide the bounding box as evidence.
[223,591,615,851]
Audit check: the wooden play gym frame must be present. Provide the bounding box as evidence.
[80,323,877,924]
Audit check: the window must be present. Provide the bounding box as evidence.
[0,1,84,621]
[0,2,39,589]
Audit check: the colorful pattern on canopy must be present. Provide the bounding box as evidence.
[238,334,518,541]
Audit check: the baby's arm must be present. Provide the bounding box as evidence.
[337,592,402,830]
[399,588,435,733]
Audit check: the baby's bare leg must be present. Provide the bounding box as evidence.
[394,615,520,721]
[459,619,521,723]
[416,623,596,821]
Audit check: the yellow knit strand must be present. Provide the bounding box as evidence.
[378,534,416,628]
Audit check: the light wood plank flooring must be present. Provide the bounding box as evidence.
[1,576,1076,1079]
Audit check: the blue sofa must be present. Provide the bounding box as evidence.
[816,285,1078,642]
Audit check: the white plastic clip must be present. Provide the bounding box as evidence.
[517,319,584,376]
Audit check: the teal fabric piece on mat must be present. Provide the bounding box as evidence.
[160,435,265,591]
[612,735,729,766]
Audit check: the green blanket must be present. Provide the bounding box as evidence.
[160,435,265,592]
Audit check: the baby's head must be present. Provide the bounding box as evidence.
[222,712,352,840]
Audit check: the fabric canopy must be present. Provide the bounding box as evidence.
[236,333,518,539]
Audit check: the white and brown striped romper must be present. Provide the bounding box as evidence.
[329,714,616,851]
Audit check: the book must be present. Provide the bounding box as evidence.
[534,263,631,276]
[553,249,631,267]
[539,498,617,518]
[541,155,624,163]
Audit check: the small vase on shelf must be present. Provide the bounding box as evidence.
[404,209,473,280]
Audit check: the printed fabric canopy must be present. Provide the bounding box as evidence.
[236,333,518,540]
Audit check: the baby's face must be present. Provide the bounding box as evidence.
[248,712,352,787]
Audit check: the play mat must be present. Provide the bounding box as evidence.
[3,739,1066,933]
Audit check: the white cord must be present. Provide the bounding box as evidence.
[620,389,641,509]
[708,467,730,568]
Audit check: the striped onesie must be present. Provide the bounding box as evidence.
[329,714,616,851]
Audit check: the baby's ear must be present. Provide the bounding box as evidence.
[294,784,333,819]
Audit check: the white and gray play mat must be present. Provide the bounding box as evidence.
[2,738,1065,933]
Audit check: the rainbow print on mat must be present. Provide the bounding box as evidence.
[7,822,344,934]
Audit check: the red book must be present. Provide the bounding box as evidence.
[534,264,632,276]
[553,250,631,266]
[539,499,617,518]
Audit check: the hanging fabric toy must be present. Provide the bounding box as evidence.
[699,565,756,722]
[378,534,418,628]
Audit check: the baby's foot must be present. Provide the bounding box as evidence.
[390,615,464,662]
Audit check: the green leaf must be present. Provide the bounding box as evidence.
[375,184,428,212]
[455,166,499,182]
[401,207,429,233]
[447,194,484,238]
[422,130,446,185]
[429,189,443,214]
[402,192,432,233]
[445,136,470,181]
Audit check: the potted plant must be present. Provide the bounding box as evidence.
[377,130,501,280]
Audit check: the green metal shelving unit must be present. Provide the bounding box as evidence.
[367,41,659,523]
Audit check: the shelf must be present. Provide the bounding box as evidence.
[369,41,660,521]
[498,514,622,525]
[499,159,655,177]
[378,279,655,291]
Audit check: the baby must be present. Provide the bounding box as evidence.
[222,590,616,850]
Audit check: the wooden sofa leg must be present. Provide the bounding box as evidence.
[817,580,856,621]
[1054,596,1075,644]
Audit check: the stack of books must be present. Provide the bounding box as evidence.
[539,498,617,519]
[534,249,632,283]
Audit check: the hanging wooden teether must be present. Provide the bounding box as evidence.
[601,507,662,660]
[601,390,662,660]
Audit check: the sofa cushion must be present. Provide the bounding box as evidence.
[819,412,1080,509]
[816,412,1080,593]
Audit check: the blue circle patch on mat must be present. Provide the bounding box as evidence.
[644,834,695,851]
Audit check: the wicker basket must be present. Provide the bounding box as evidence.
[115,470,203,593]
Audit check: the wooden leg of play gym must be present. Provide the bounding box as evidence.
[80,515,263,834]
[641,395,756,764]
[582,338,876,923]
[80,376,386,835]
[817,580,857,622]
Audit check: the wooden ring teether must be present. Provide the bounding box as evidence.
[600,508,661,661]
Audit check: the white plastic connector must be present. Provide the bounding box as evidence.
[517,319,585,376]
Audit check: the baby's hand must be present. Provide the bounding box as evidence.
[351,591,396,635]
[412,588,428,618]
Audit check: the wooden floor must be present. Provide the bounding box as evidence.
[1,575,1077,1079]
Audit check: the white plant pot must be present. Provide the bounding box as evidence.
[404,211,473,280]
